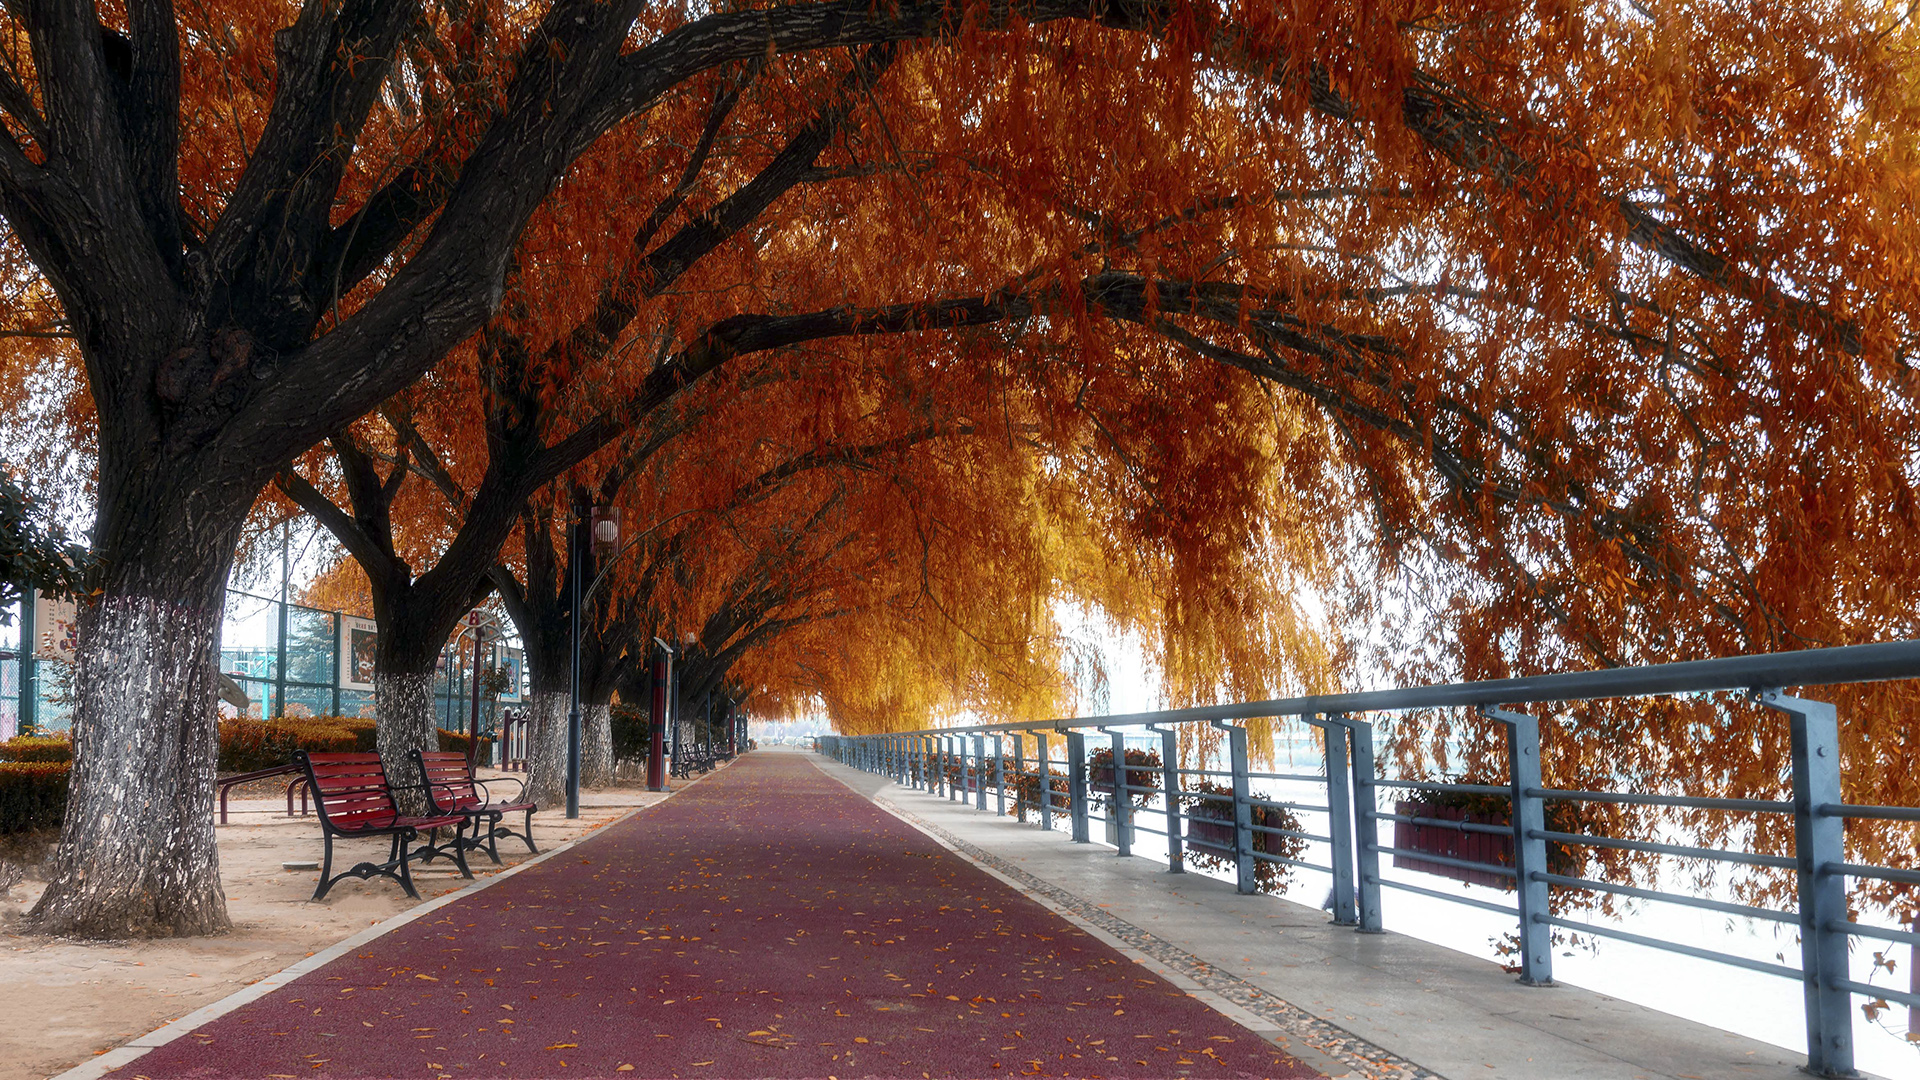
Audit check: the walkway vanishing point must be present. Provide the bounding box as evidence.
[76,747,1825,1080]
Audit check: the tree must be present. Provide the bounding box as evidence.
[0,0,1211,937]
[5,0,1916,939]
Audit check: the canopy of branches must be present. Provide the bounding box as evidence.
[3,0,1919,912]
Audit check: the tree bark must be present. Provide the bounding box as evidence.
[373,670,437,812]
[523,690,570,809]
[583,701,614,788]
[29,579,229,937]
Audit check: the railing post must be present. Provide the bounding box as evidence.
[1150,724,1183,873]
[1484,707,1554,986]
[1013,736,1026,820]
[945,736,957,800]
[1306,714,1358,926]
[1067,731,1090,843]
[994,736,1006,816]
[1761,691,1854,1077]
[1213,720,1255,894]
[1036,733,1053,831]
[1329,714,1384,932]
[1103,728,1132,856]
[973,735,988,810]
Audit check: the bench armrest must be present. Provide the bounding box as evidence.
[475,775,526,804]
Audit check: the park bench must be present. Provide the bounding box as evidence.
[294,750,472,900]
[409,749,540,864]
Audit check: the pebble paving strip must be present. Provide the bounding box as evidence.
[874,798,1439,1080]
[123,752,1316,1079]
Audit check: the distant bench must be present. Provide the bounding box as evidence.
[410,749,539,863]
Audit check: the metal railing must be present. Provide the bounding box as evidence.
[818,638,1920,1078]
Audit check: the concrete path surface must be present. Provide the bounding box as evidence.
[117,751,1313,1080]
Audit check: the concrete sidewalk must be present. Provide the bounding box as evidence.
[808,751,1827,1080]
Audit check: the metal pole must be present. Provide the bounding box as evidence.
[1107,728,1131,857]
[1151,724,1183,872]
[1012,736,1026,819]
[1214,720,1255,894]
[1761,692,1853,1075]
[566,515,583,820]
[469,627,485,760]
[1036,733,1052,831]
[647,644,670,791]
[1328,714,1384,932]
[275,520,289,718]
[994,736,1005,816]
[330,612,342,717]
[1067,731,1089,843]
[18,584,35,734]
[974,734,987,810]
[1484,707,1551,986]
[1307,714,1358,926]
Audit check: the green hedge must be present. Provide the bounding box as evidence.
[217,719,358,774]
[0,735,73,763]
[0,761,69,833]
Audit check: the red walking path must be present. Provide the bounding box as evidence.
[124,751,1315,1080]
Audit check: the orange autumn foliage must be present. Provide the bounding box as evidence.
[0,1,1917,933]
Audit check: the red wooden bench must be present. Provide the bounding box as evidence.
[294,750,472,900]
[410,749,539,864]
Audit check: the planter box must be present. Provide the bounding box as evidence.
[1090,751,1160,797]
[1103,815,1136,848]
[1185,810,1236,854]
[1392,800,1513,888]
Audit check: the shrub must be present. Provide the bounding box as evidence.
[1012,767,1070,820]
[0,735,73,763]
[217,719,357,774]
[332,716,380,753]
[1089,747,1161,805]
[610,704,652,764]
[1182,781,1306,895]
[435,728,493,760]
[0,762,70,833]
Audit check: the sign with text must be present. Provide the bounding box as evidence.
[340,615,378,691]
[32,591,78,663]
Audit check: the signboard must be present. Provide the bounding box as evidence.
[496,647,524,703]
[340,615,378,691]
[32,591,78,662]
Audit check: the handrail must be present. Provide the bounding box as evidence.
[822,641,1920,1078]
[884,638,1920,735]
[216,762,311,824]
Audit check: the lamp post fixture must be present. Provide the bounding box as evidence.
[648,637,672,791]
[567,503,620,820]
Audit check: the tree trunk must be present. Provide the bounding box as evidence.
[583,701,613,788]
[374,671,437,812]
[523,691,570,808]
[30,582,230,937]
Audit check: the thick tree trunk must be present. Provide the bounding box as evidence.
[374,671,437,812]
[30,581,230,937]
[583,701,613,788]
[523,691,570,808]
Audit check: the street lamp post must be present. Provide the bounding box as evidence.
[566,504,620,820]
[647,638,672,791]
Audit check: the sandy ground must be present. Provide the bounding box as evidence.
[0,768,678,1080]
